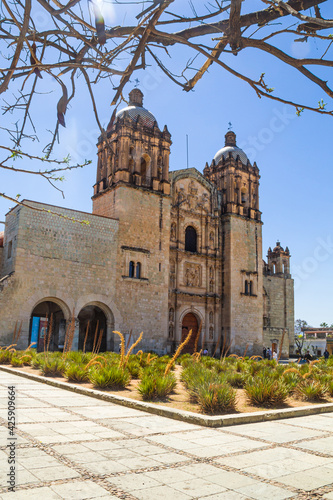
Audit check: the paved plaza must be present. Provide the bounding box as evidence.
[1,371,333,499]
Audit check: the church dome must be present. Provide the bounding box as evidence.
[115,89,157,128]
[213,130,248,165]
[273,241,284,252]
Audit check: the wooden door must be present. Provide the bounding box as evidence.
[181,313,198,354]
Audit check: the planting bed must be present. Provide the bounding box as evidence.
[1,348,333,416]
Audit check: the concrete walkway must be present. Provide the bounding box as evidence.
[1,372,333,499]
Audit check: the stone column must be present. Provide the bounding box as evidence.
[106,322,114,351]
[162,147,170,181]
[71,318,80,351]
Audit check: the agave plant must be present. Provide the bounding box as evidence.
[40,358,66,377]
[65,364,89,383]
[245,375,290,407]
[0,349,13,364]
[89,366,130,390]
[196,382,236,415]
[138,372,177,401]
[295,380,328,401]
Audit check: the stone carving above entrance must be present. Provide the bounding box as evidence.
[184,263,201,287]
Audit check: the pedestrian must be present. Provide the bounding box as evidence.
[267,347,271,360]
[263,347,267,359]
[305,350,312,362]
[273,350,277,361]
[324,348,329,360]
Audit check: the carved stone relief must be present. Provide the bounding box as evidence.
[184,263,201,287]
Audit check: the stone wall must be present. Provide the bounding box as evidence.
[222,214,263,356]
[263,273,294,357]
[94,184,171,353]
[0,202,120,348]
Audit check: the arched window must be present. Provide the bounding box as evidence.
[245,280,249,295]
[185,226,197,252]
[129,261,135,278]
[136,262,141,279]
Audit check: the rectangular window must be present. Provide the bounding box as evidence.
[7,240,12,259]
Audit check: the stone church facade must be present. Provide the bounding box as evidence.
[0,89,294,357]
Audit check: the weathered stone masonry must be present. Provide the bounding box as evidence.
[0,89,294,356]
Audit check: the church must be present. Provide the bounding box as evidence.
[0,89,294,357]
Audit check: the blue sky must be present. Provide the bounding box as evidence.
[1,1,332,326]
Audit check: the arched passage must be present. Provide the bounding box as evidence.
[78,305,107,352]
[181,312,199,354]
[29,300,67,352]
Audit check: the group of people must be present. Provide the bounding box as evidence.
[263,347,277,360]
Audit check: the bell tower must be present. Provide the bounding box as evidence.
[92,90,172,351]
[204,130,263,356]
[267,242,291,277]
[93,88,171,212]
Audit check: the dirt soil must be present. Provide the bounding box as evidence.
[5,364,333,416]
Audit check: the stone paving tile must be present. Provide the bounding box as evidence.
[61,450,110,464]
[277,471,332,491]
[293,435,333,455]
[17,454,62,469]
[117,455,165,470]
[15,468,40,486]
[132,484,193,500]
[51,443,93,455]
[185,440,267,458]
[198,492,248,500]
[178,463,225,477]
[83,459,129,475]
[29,465,81,482]
[71,406,144,419]
[81,440,124,451]
[215,446,332,470]
[50,480,113,499]
[172,477,225,496]
[147,452,189,464]
[107,472,161,491]
[235,482,296,500]
[277,414,333,432]
[144,468,195,484]
[1,371,333,500]
[100,448,143,460]
[225,420,327,443]
[0,486,61,499]
[204,470,258,489]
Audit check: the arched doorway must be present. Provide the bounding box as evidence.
[181,313,199,354]
[78,305,107,352]
[30,300,66,352]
